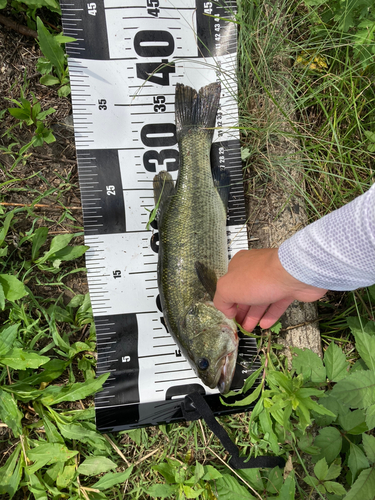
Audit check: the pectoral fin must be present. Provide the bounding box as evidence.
[195,261,217,300]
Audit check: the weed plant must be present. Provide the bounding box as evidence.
[0,0,375,499]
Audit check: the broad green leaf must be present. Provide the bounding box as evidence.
[40,74,61,86]
[325,481,347,495]
[1,382,41,402]
[0,389,23,437]
[303,475,319,487]
[314,427,342,464]
[27,473,48,500]
[22,0,60,13]
[57,84,71,97]
[242,366,263,394]
[152,462,176,483]
[352,329,375,371]
[314,393,343,427]
[0,274,28,301]
[37,109,55,121]
[314,458,329,481]
[259,408,280,454]
[0,323,19,356]
[42,414,65,444]
[339,409,368,435]
[27,443,78,474]
[56,464,76,489]
[8,107,31,122]
[31,227,49,260]
[331,370,375,409]
[0,347,49,370]
[202,465,222,481]
[237,468,264,490]
[54,34,76,43]
[0,0,7,9]
[19,359,68,386]
[77,456,117,476]
[56,420,107,449]
[44,460,64,483]
[275,474,295,500]
[364,321,375,336]
[92,467,133,490]
[39,373,109,405]
[182,484,204,498]
[144,483,179,498]
[36,18,64,79]
[270,320,282,334]
[324,342,349,382]
[266,467,283,494]
[351,360,368,373]
[0,444,21,497]
[35,233,76,264]
[325,461,342,481]
[363,434,375,464]
[343,467,375,500]
[215,474,257,499]
[51,245,89,262]
[36,57,53,75]
[348,443,370,481]
[291,347,326,383]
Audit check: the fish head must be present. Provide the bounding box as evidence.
[182,301,239,394]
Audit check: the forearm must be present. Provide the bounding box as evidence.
[278,184,375,291]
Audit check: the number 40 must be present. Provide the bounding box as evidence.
[87,2,97,15]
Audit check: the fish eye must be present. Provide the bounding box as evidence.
[197,358,209,371]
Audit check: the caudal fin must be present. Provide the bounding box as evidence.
[175,83,221,142]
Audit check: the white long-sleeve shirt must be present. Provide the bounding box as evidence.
[278,184,375,291]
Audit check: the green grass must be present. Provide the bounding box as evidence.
[0,0,375,498]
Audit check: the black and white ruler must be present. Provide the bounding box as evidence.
[61,0,259,432]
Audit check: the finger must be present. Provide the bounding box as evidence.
[242,304,269,332]
[258,298,294,329]
[213,294,238,319]
[235,304,250,325]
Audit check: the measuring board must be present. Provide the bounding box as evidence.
[61,0,260,432]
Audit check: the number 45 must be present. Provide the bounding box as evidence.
[87,2,97,15]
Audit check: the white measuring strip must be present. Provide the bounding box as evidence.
[62,0,258,430]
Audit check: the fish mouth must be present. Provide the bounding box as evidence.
[217,351,237,394]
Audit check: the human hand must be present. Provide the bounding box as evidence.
[214,249,327,332]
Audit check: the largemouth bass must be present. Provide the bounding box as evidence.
[153,83,239,394]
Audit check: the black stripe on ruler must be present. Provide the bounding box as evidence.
[211,140,246,226]
[196,0,238,58]
[61,0,110,59]
[95,313,140,408]
[77,150,126,235]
